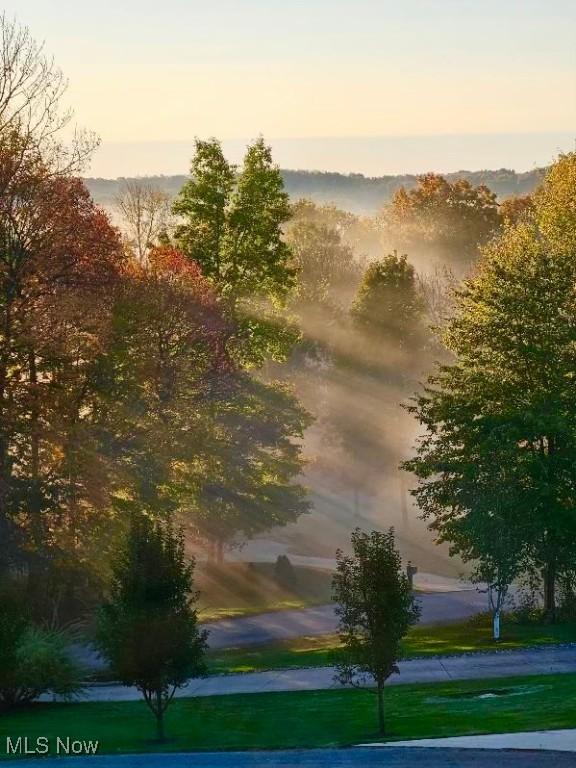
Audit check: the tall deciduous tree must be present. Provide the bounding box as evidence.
[285,218,360,310]
[174,137,298,365]
[172,139,235,282]
[0,14,95,175]
[325,252,426,505]
[499,194,534,225]
[405,154,576,623]
[190,374,311,561]
[102,244,232,523]
[351,252,425,354]
[378,174,500,271]
[106,245,310,561]
[333,528,420,735]
[0,15,115,610]
[224,137,295,302]
[0,141,124,609]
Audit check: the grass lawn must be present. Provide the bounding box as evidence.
[196,562,333,621]
[1,674,575,758]
[208,617,576,673]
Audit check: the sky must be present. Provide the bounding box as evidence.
[9,0,576,177]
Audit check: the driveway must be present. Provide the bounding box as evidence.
[369,729,576,752]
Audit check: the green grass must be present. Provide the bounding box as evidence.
[208,617,576,673]
[406,616,576,656]
[1,674,575,758]
[196,563,333,622]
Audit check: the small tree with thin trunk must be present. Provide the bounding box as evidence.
[116,180,171,264]
[97,514,207,741]
[333,528,420,736]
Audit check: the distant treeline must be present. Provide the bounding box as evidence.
[85,167,546,214]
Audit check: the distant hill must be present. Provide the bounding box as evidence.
[85,167,546,216]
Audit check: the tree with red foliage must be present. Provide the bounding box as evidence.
[101,245,232,522]
[104,244,310,562]
[0,135,125,612]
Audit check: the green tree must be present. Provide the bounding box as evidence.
[174,137,298,365]
[102,245,232,524]
[104,246,310,562]
[351,252,425,352]
[172,139,235,281]
[225,137,295,302]
[534,152,576,255]
[285,218,361,310]
[97,515,207,741]
[333,528,420,735]
[324,252,426,505]
[189,375,311,562]
[405,156,576,622]
[289,198,380,261]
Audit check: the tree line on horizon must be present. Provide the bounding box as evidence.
[85,165,545,216]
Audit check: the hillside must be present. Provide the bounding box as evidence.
[85,167,545,216]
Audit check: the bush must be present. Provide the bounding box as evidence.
[507,590,543,625]
[274,555,298,590]
[0,592,81,709]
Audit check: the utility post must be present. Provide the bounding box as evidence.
[399,472,409,530]
[406,561,418,590]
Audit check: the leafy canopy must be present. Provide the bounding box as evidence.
[97,515,207,739]
[333,528,420,688]
[405,153,576,621]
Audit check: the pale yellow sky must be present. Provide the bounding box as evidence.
[6,0,576,175]
[71,67,574,143]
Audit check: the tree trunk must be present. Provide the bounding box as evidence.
[216,538,224,564]
[377,682,385,736]
[155,691,165,741]
[0,301,13,519]
[28,348,43,549]
[543,561,556,624]
[492,609,500,641]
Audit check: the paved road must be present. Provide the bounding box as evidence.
[205,590,488,649]
[11,748,576,768]
[72,589,488,671]
[63,646,576,703]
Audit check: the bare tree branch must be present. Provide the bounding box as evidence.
[116,179,172,264]
[0,14,98,177]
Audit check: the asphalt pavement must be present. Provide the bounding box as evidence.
[204,589,488,649]
[71,588,489,671]
[10,748,575,767]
